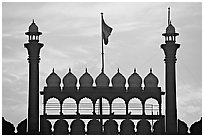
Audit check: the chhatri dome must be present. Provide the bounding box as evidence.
[63,68,77,87]
[46,68,61,87]
[29,19,39,33]
[166,21,175,34]
[144,68,159,87]
[128,68,142,87]
[79,68,93,87]
[95,70,110,87]
[111,68,126,87]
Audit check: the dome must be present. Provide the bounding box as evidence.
[87,119,102,135]
[29,19,38,33]
[144,68,159,87]
[136,119,151,135]
[111,68,126,87]
[79,68,93,87]
[95,71,110,87]
[53,119,69,135]
[104,119,118,135]
[120,119,135,135]
[63,68,77,87]
[70,119,85,135]
[166,22,175,34]
[128,68,142,87]
[46,68,61,87]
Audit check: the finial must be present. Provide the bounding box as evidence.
[32,19,35,23]
[117,68,120,73]
[134,68,136,73]
[52,68,55,73]
[69,67,71,72]
[101,12,103,15]
[168,7,171,25]
[85,68,87,73]
[150,68,152,73]
[101,68,104,73]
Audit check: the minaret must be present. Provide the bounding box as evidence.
[24,20,43,134]
[161,8,180,134]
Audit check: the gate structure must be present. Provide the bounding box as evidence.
[24,8,180,135]
[40,68,165,134]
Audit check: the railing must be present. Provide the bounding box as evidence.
[43,102,160,115]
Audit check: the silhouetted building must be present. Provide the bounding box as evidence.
[16,119,27,135]
[24,19,43,134]
[190,118,202,135]
[136,119,152,135]
[53,118,69,135]
[87,113,103,135]
[2,117,15,135]
[178,119,189,135]
[120,116,135,135]
[104,114,119,135]
[70,116,86,135]
[21,8,192,135]
[161,7,180,134]
[40,117,52,135]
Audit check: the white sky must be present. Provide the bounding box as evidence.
[2,2,202,129]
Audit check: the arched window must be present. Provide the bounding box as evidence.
[95,98,110,115]
[79,97,93,115]
[62,98,77,115]
[128,98,142,115]
[112,98,126,115]
[145,98,159,115]
[45,98,60,115]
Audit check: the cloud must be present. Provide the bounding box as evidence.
[177,84,202,127]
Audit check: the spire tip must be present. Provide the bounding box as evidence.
[134,68,136,73]
[150,68,152,73]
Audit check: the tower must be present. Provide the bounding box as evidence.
[24,20,43,134]
[161,8,180,134]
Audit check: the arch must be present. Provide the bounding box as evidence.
[128,97,143,115]
[112,97,126,115]
[62,97,77,115]
[144,98,159,115]
[46,97,60,115]
[45,96,60,105]
[95,97,110,115]
[79,97,93,115]
[78,96,94,104]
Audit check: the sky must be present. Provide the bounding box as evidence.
[2,2,202,129]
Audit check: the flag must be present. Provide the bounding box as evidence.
[102,16,113,45]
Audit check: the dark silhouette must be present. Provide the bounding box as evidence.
[2,117,15,135]
[40,117,52,135]
[120,113,135,135]
[161,7,180,135]
[190,117,202,135]
[136,119,151,135]
[70,112,86,135]
[24,19,43,134]
[87,112,103,135]
[16,119,27,135]
[178,119,189,135]
[152,119,165,135]
[53,118,69,135]
[104,113,118,135]
[6,7,198,135]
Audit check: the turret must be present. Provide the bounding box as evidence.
[24,19,43,134]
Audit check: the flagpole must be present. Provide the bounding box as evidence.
[101,13,104,72]
[100,12,104,127]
